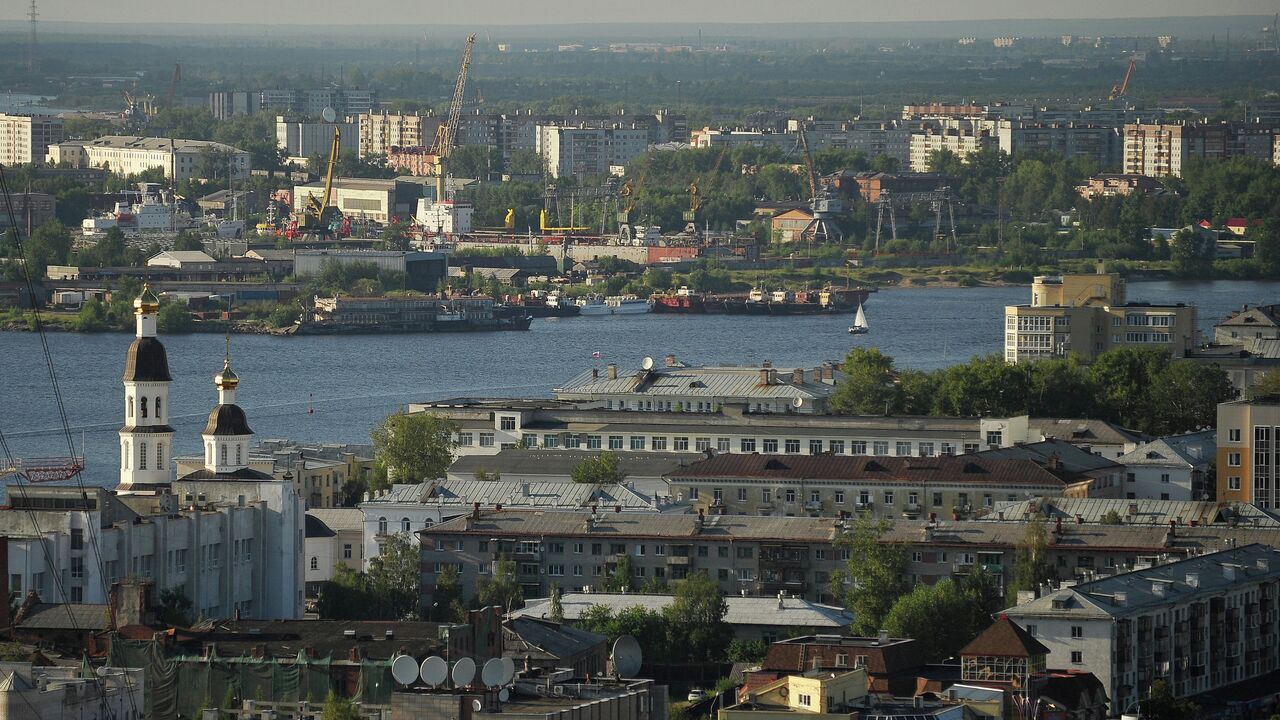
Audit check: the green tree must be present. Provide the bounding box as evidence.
[548,583,565,623]
[830,347,901,415]
[173,231,205,252]
[73,298,109,332]
[20,220,73,276]
[1169,228,1216,278]
[1145,362,1236,435]
[570,451,626,484]
[366,532,421,619]
[371,412,459,486]
[604,554,635,592]
[156,302,194,333]
[1140,679,1198,720]
[726,639,768,663]
[430,564,463,622]
[1005,517,1055,605]
[832,516,908,635]
[156,587,195,626]
[882,578,986,661]
[663,571,732,663]
[321,690,361,720]
[1255,220,1280,278]
[476,557,523,612]
[1251,369,1280,399]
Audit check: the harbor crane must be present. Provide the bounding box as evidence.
[162,63,182,109]
[297,128,343,238]
[1108,55,1137,101]
[797,124,842,244]
[431,34,476,203]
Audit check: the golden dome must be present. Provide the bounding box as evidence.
[134,283,160,314]
[215,356,240,388]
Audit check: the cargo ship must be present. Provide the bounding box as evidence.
[502,291,581,318]
[651,286,869,315]
[295,294,532,334]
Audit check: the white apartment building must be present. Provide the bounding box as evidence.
[909,123,995,171]
[1006,544,1280,716]
[537,124,649,178]
[46,136,250,181]
[0,113,63,166]
[275,116,358,159]
[1117,431,1215,501]
[358,111,439,157]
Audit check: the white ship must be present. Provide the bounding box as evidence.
[576,294,653,316]
[82,183,196,236]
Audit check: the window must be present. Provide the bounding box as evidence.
[71,528,83,550]
[736,568,755,581]
[688,487,699,500]
[310,557,319,570]
[941,442,955,456]
[762,489,772,503]
[717,438,731,453]
[500,416,517,430]
[521,433,538,448]
[736,546,754,559]
[70,586,83,603]
[378,517,388,535]
[235,444,241,465]
[1160,473,1170,484]
[810,490,821,503]
[544,434,560,448]
[908,492,918,506]
[741,438,756,452]
[1070,625,1083,638]
[1025,624,1037,636]
[70,556,84,579]
[918,442,934,457]
[763,439,778,453]
[140,442,148,470]
[834,491,845,504]
[785,439,800,454]
[630,436,645,450]
[1229,476,1242,490]
[127,396,133,418]
[718,546,730,558]
[785,489,796,503]
[1070,651,1083,664]
[932,492,943,507]
[713,488,724,502]
[884,491,894,505]
[872,441,889,456]
[458,432,474,446]
[1229,452,1242,467]
[797,694,812,707]
[401,518,411,532]
[140,397,148,418]
[609,435,624,450]
[635,544,646,556]
[738,488,748,501]
[810,440,823,455]
[652,437,667,450]
[479,433,495,447]
[1229,429,1242,442]
[912,551,923,562]
[696,437,711,451]
[896,441,912,456]
[985,431,1002,446]
[655,544,666,556]
[582,435,600,449]
[674,437,689,451]
[343,544,353,559]
[830,440,845,454]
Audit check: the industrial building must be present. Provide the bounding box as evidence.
[46,135,250,181]
[293,249,447,292]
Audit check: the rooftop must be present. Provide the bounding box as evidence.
[980,497,1279,527]
[363,476,661,511]
[73,135,246,154]
[512,593,853,629]
[307,508,363,534]
[668,453,1068,488]
[448,449,694,483]
[554,363,841,404]
[959,615,1049,658]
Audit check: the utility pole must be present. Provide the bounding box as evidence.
[27,0,38,72]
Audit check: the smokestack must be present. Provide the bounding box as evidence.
[792,368,804,384]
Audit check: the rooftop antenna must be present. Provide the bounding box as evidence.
[27,0,37,72]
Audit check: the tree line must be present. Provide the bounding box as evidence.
[830,346,1234,437]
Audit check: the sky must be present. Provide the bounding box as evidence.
[11,0,1280,26]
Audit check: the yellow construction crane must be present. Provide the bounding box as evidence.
[432,34,476,202]
[302,128,342,234]
[1109,55,1137,101]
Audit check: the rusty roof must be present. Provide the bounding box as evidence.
[667,453,1066,488]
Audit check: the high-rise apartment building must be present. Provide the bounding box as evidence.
[1123,122,1278,177]
[536,124,649,179]
[0,113,63,165]
[1217,395,1280,508]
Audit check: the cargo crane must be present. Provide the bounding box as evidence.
[683,144,730,232]
[431,34,476,203]
[1108,55,1136,101]
[162,63,182,109]
[295,128,343,239]
[798,125,842,244]
[616,155,651,243]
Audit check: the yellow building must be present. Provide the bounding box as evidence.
[1216,394,1280,509]
[720,669,869,720]
[1004,273,1196,363]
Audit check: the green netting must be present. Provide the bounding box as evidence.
[107,633,393,720]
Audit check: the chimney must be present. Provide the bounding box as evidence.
[762,360,772,368]
[823,364,834,382]
[1114,591,1127,606]
[1016,590,1036,605]
[758,368,771,386]
[811,368,822,383]
[878,630,890,645]
[1075,514,1083,525]
[495,503,503,511]
[1054,516,1063,535]
[792,368,804,385]
[778,591,785,609]
[607,363,618,380]
[1185,573,1200,588]
[1151,581,1167,598]
[665,354,677,367]
[615,505,622,513]
[592,368,599,379]
[472,502,481,519]
[1259,558,1271,572]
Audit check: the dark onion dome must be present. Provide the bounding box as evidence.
[122,337,172,382]
[203,404,253,436]
[178,467,274,481]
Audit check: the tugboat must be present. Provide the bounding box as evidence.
[848,303,869,334]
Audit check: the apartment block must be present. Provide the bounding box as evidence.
[1217,395,1280,508]
[275,116,358,159]
[908,123,995,171]
[1004,273,1196,362]
[358,111,440,157]
[994,121,1121,170]
[1005,544,1280,715]
[0,113,63,166]
[536,124,649,179]
[1123,122,1279,177]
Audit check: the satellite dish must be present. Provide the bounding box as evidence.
[499,657,516,685]
[641,356,654,371]
[421,656,448,687]
[473,699,484,712]
[452,657,477,687]
[611,635,643,678]
[321,106,337,123]
[481,658,504,688]
[793,397,804,408]
[392,655,420,686]
[499,688,510,702]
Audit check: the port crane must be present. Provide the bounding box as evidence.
[295,128,343,238]
[1108,55,1137,101]
[797,124,842,244]
[431,34,476,203]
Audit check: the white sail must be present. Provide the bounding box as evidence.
[853,303,868,329]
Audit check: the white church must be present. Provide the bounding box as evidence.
[0,286,304,620]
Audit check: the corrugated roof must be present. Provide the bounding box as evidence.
[1117,432,1214,468]
[555,365,840,402]
[980,498,1280,528]
[1027,418,1146,447]
[505,616,605,660]
[308,508,363,533]
[974,440,1120,474]
[448,450,692,481]
[512,593,852,629]
[16,603,111,631]
[1008,544,1280,619]
[363,477,658,511]
[669,453,1067,488]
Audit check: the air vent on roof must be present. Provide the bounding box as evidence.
[764,459,790,471]
[962,462,987,474]
[863,461,887,473]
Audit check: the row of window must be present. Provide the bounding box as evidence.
[121,440,165,471]
[690,486,1012,508]
[126,394,163,421]
[468,431,979,457]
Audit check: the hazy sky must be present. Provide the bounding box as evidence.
[15,0,1280,26]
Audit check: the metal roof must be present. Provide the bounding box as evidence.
[363,476,659,511]
[974,440,1120,473]
[512,593,853,629]
[1026,417,1146,447]
[1116,431,1214,469]
[1007,544,1280,619]
[980,498,1280,527]
[307,508,363,533]
[668,453,1068,488]
[15,603,111,631]
[448,450,693,480]
[554,365,840,403]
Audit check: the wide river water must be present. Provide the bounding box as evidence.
[2,280,1275,489]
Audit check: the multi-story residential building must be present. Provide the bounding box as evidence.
[909,123,995,171]
[1123,122,1279,177]
[275,115,358,159]
[666,452,1070,518]
[554,358,842,414]
[1003,272,1197,362]
[993,121,1121,170]
[1005,544,1280,716]
[1116,431,1215,501]
[357,110,441,157]
[536,124,649,179]
[1215,304,1280,346]
[303,508,363,598]
[209,90,261,119]
[46,136,250,181]
[1217,394,1280,508]
[0,113,63,165]
[420,508,1280,611]
[690,128,797,150]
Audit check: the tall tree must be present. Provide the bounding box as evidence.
[1005,517,1056,605]
[570,451,626,484]
[1250,369,1280,399]
[366,532,421,619]
[431,564,463,622]
[476,557,522,612]
[663,571,732,662]
[548,583,564,623]
[1169,228,1216,278]
[830,347,900,415]
[371,412,459,485]
[831,516,909,635]
[1145,362,1236,435]
[882,578,985,661]
[604,554,635,593]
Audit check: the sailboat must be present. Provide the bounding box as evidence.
[848,303,869,334]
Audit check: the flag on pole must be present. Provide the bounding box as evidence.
[592,351,602,359]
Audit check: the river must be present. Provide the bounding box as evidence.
[2,280,1274,489]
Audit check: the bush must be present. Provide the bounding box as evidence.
[156,302,194,333]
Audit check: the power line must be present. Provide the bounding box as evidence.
[26,0,37,73]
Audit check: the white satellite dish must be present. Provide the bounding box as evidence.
[641,356,654,371]
[321,106,337,123]
[421,656,448,687]
[452,657,477,687]
[481,658,504,688]
[473,699,484,712]
[611,635,643,678]
[392,655,420,686]
[499,688,510,702]
[499,656,516,685]
[792,396,804,408]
